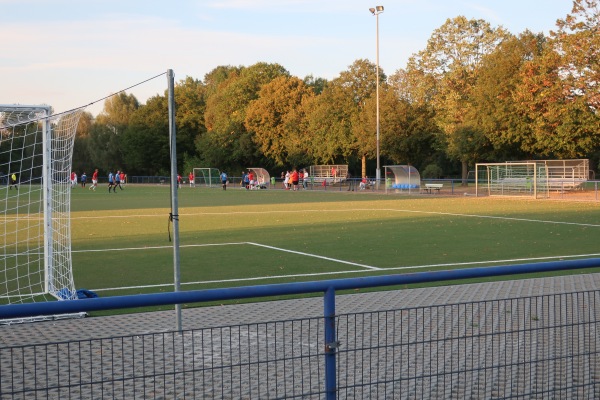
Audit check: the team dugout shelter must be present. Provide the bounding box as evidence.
[384,165,421,194]
[247,168,270,189]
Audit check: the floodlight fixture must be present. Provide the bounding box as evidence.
[369,5,384,188]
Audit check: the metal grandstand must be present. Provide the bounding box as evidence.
[308,165,348,184]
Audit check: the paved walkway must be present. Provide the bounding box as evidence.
[2,272,600,347]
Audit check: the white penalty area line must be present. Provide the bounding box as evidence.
[246,242,380,270]
[94,252,600,293]
[71,242,246,253]
[82,241,600,293]
[73,241,380,270]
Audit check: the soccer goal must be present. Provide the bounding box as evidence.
[193,168,221,187]
[475,162,549,198]
[0,105,83,308]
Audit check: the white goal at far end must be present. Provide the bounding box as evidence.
[192,168,221,187]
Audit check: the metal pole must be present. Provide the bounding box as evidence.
[324,286,337,399]
[375,12,381,190]
[167,69,182,331]
[369,6,383,189]
[41,107,53,295]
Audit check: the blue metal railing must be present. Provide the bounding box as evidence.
[2,258,600,320]
[2,258,600,399]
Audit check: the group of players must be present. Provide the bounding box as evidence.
[69,169,126,192]
[282,169,308,191]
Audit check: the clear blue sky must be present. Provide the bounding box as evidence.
[1,0,573,116]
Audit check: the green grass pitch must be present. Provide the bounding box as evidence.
[69,185,600,306]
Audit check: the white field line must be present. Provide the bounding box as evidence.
[73,242,378,270]
[73,207,600,292]
[83,241,600,292]
[95,252,600,292]
[71,242,246,253]
[95,269,367,292]
[246,242,380,270]
[71,208,600,228]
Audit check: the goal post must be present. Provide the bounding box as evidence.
[0,105,83,306]
[475,162,549,198]
[193,167,221,187]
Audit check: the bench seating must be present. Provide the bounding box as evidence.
[422,183,443,194]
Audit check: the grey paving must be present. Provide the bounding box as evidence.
[2,272,600,348]
[3,273,600,399]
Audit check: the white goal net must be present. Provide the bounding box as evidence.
[475,162,550,198]
[0,105,83,306]
[193,168,221,187]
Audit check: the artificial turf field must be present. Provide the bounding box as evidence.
[68,184,600,305]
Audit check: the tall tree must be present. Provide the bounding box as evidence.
[95,92,140,133]
[72,111,95,174]
[303,75,328,95]
[404,17,509,183]
[245,76,314,167]
[203,65,242,98]
[201,62,289,170]
[470,31,546,160]
[174,76,206,163]
[513,40,600,158]
[553,0,600,113]
[90,92,140,171]
[85,124,121,175]
[120,95,169,175]
[303,83,355,165]
[375,93,439,169]
[336,59,384,176]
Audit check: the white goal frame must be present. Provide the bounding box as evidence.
[475,162,550,199]
[193,168,221,188]
[0,105,83,309]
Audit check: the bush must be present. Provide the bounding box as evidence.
[421,164,443,179]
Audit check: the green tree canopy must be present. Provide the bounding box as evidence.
[245,76,314,167]
[201,62,290,170]
[403,16,510,182]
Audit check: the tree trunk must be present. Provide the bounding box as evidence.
[461,160,468,186]
[361,155,366,178]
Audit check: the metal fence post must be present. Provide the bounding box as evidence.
[324,286,337,399]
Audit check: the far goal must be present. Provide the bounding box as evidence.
[475,162,549,198]
[193,168,221,187]
[0,105,83,308]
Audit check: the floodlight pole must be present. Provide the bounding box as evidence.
[168,69,182,332]
[370,5,384,189]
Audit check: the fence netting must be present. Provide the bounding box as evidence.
[2,290,600,399]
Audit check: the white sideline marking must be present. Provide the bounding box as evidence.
[380,208,600,228]
[73,242,379,270]
[383,253,600,272]
[71,242,246,253]
[72,208,600,228]
[85,240,600,292]
[246,242,380,270]
[95,252,600,292]
[95,269,367,292]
